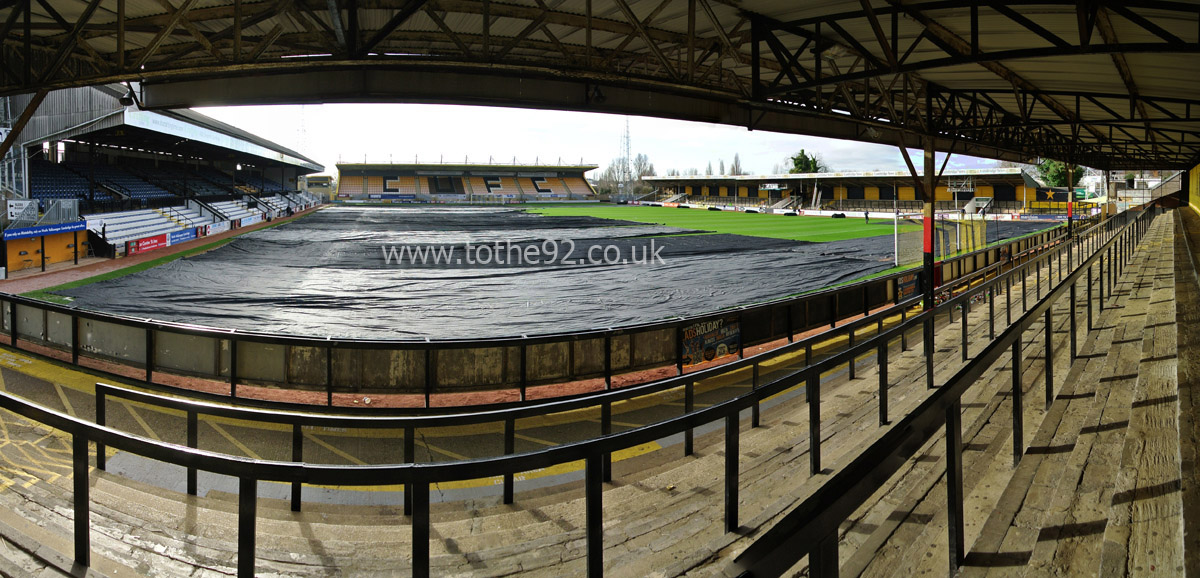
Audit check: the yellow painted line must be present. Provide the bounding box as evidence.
[414,438,468,461]
[52,383,75,417]
[6,447,65,479]
[122,403,160,441]
[514,433,556,447]
[207,422,262,460]
[303,432,368,466]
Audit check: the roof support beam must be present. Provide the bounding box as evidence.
[38,0,104,82]
[133,0,201,70]
[888,0,1110,149]
[360,0,428,56]
[1094,8,1154,147]
[325,0,348,53]
[1077,0,1098,46]
[0,88,46,161]
[250,23,285,61]
[422,5,472,57]
[612,0,679,80]
[860,0,897,69]
[0,1,23,83]
[992,4,1071,49]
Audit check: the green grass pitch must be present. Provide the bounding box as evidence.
[525,204,922,242]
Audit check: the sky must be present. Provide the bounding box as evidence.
[196,103,1000,178]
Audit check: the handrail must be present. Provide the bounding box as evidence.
[0,217,1069,416]
[0,204,1150,578]
[89,223,1072,426]
[732,204,1159,576]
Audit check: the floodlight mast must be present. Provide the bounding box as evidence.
[619,118,633,200]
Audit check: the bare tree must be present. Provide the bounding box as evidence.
[632,153,655,179]
[730,154,744,176]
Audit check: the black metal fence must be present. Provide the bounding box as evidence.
[0,224,1064,409]
[0,204,1156,577]
[733,206,1159,577]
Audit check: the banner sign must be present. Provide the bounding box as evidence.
[2,220,86,241]
[897,273,919,300]
[127,233,168,255]
[205,221,231,236]
[6,199,35,220]
[240,214,263,227]
[337,193,351,198]
[168,228,197,246]
[681,317,740,366]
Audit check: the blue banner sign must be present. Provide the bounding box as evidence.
[168,228,197,246]
[3,221,86,241]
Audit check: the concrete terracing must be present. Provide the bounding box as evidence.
[0,209,1190,576]
[841,210,1188,577]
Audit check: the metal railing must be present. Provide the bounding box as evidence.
[733,205,1161,576]
[0,224,1065,409]
[0,204,1153,577]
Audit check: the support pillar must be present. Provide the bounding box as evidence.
[923,142,935,311]
[1067,164,1074,237]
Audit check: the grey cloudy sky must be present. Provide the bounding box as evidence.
[197,103,997,177]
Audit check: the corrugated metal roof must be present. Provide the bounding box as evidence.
[4,1,1200,168]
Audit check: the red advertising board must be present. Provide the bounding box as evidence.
[127,233,168,255]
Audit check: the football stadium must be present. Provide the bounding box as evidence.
[0,3,1198,578]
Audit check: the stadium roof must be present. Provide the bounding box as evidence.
[160,108,321,169]
[10,84,322,171]
[337,163,599,173]
[2,2,1200,169]
[644,167,1027,183]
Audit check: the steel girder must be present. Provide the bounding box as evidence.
[1,0,1199,169]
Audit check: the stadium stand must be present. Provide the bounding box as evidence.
[562,177,594,198]
[157,206,213,228]
[252,175,289,193]
[517,177,570,198]
[85,209,193,245]
[127,164,233,198]
[195,166,236,188]
[64,162,175,201]
[336,164,597,202]
[256,196,289,212]
[384,176,419,195]
[337,175,363,196]
[481,176,519,197]
[466,176,488,196]
[209,200,259,221]
[28,159,115,203]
